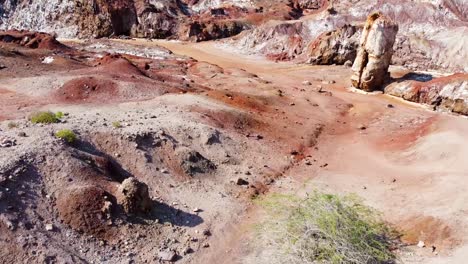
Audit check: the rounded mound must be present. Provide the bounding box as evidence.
[55,77,118,103]
[92,53,146,77]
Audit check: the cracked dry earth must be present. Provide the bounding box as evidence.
[1,37,468,264]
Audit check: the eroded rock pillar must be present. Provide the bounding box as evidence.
[351,12,398,92]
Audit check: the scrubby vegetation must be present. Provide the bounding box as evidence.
[55,129,77,143]
[255,192,398,264]
[30,111,60,124]
[7,122,18,129]
[55,111,64,119]
[112,121,122,128]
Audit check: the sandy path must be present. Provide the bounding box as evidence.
[120,39,468,264]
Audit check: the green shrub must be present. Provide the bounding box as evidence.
[255,192,398,264]
[55,129,77,143]
[30,111,59,124]
[55,111,64,119]
[112,121,122,128]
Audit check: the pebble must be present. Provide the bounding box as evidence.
[158,250,177,261]
[236,178,249,186]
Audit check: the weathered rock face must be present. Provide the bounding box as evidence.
[117,177,152,215]
[133,2,179,39]
[0,0,248,40]
[385,73,468,115]
[351,12,398,92]
[232,20,306,61]
[179,19,247,42]
[75,0,138,38]
[306,24,361,65]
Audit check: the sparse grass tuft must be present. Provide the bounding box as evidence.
[7,122,18,129]
[255,191,398,264]
[55,129,77,143]
[30,111,59,124]
[112,121,122,128]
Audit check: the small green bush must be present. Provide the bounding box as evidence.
[30,111,59,124]
[255,191,398,264]
[112,121,122,128]
[55,129,77,143]
[7,122,18,129]
[55,111,64,119]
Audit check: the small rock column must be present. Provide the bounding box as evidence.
[351,12,398,92]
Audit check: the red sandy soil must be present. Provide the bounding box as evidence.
[149,40,468,263]
[1,36,468,263]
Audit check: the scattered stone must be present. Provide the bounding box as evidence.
[183,247,193,255]
[417,241,425,248]
[193,208,202,213]
[203,129,221,145]
[236,178,249,186]
[302,80,312,86]
[176,148,216,176]
[158,250,177,262]
[0,137,16,148]
[45,224,54,231]
[17,132,27,137]
[202,229,211,236]
[344,60,353,67]
[387,104,394,108]
[358,125,367,130]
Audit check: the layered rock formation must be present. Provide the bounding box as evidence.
[306,24,360,65]
[0,0,250,40]
[351,12,398,92]
[385,73,468,115]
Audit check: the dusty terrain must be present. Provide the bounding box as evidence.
[0,33,466,263]
[0,1,467,263]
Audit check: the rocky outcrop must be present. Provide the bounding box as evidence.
[385,73,468,115]
[351,12,398,92]
[0,0,246,40]
[132,2,179,39]
[116,177,152,215]
[75,0,138,38]
[179,19,247,42]
[291,0,328,11]
[232,20,306,61]
[306,24,360,65]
